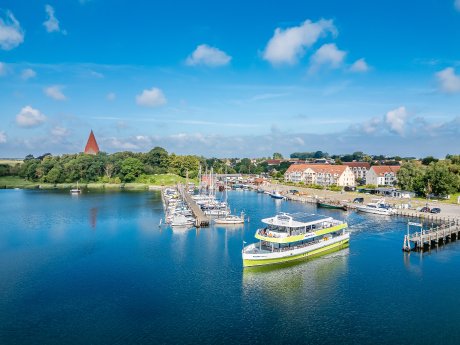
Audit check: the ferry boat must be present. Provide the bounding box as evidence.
[356,198,394,216]
[242,213,349,268]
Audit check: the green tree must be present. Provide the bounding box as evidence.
[397,162,425,194]
[272,152,283,159]
[45,166,62,183]
[424,161,457,196]
[121,157,145,182]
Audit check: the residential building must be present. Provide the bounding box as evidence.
[284,164,355,187]
[366,166,401,186]
[343,162,371,182]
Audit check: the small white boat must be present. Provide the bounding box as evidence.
[170,215,194,227]
[70,182,81,194]
[214,213,245,225]
[269,190,284,199]
[356,199,394,216]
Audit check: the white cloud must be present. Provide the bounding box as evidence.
[186,44,232,67]
[16,106,47,128]
[44,85,66,100]
[43,5,66,34]
[0,131,6,143]
[107,92,116,101]
[0,10,24,50]
[263,19,337,65]
[51,126,69,137]
[350,58,370,73]
[385,106,408,135]
[136,87,167,107]
[455,0,460,11]
[436,67,460,93]
[309,43,347,72]
[20,68,36,80]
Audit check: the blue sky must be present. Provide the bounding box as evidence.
[1,0,460,158]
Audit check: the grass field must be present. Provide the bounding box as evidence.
[135,174,197,186]
[0,159,23,166]
[0,174,192,189]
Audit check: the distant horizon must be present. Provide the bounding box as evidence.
[1,0,460,157]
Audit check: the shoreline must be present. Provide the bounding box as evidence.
[0,181,166,191]
[262,183,460,220]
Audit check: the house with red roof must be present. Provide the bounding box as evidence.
[343,162,371,181]
[366,166,400,186]
[284,164,355,187]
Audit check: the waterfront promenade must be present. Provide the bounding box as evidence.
[261,183,460,219]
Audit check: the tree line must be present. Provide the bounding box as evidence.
[397,156,460,197]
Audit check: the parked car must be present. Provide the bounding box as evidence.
[419,207,431,213]
[344,186,356,192]
[289,189,299,195]
[353,197,364,203]
[431,207,441,214]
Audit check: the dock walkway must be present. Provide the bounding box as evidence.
[177,184,210,227]
[403,219,460,251]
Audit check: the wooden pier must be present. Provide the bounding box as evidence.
[177,184,210,227]
[403,219,460,252]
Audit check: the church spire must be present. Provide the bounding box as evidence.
[84,130,100,155]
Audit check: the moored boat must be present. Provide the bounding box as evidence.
[214,212,245,225]
[317,201,347,211]
[356,198,394,216]
[269,190,284,199]
[242,213,349,268]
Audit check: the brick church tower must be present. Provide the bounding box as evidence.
[84,130,100,155]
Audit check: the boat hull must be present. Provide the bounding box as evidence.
[317,202,346,210]
[270,194,284,199]
[356,207,393,216]
[242,234,349,268]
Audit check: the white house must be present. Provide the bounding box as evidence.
[284,164,355,187]
[366,166,401,186]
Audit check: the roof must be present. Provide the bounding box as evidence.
[84,130,100,155]
[285,164,348,175]
[262,213,332,228]
[370,165,401,176]
[343,162,370,169]
[266,159,282,165]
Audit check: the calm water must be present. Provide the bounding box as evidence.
[1,190,460,344]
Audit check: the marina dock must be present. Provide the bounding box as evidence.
[403,219,460,251]
[177,184,210,227]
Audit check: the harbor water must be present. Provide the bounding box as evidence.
[1,189,460,344]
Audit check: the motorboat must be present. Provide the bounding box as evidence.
[356,199,394,216]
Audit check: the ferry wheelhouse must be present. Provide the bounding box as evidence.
[242,213,349,268]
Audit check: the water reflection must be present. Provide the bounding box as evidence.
[89,207,98,229]
[242,248,349,301]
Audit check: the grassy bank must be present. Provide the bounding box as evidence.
[0,174,191,190]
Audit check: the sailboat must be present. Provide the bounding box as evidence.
[214,211,245,224]
[70,181,81,194]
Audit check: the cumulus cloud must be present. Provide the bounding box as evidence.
[44,85,66,100]
[43,5,66,34]
[384,106,408,135]
[136,87,167,107]
[186,44,232,67]
[0,10,24,50]
[263,19,337,65]
[107,92,116,101]
[16,106,47,128]
[20,68,36,80]
[436,67,460,93]
[350,58,370,73]
[309,43,347,72]
[51,126,69,137]
[0,131,6,143]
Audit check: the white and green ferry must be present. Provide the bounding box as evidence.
[242,213,349,268]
